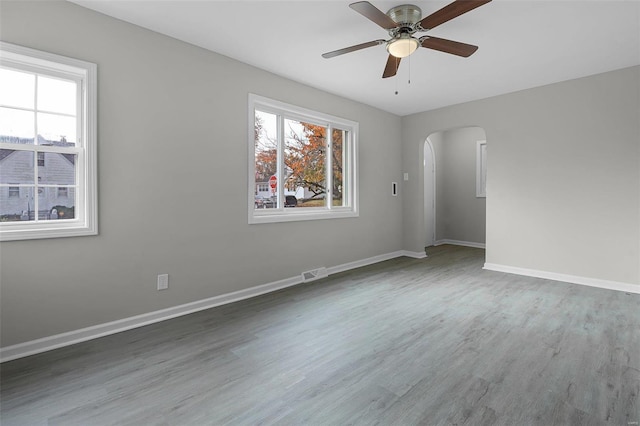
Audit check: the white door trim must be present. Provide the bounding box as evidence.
[424,138,436,247]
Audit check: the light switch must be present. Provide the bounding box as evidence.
[403,173,409,181]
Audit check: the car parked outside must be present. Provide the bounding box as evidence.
[285,195,298,207]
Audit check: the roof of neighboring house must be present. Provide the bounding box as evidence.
[1,134,75,146]
[0,135,76,164]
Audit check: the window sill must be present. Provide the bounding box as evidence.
[0,221,98,241]
[249,208,358,224]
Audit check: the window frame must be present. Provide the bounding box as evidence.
[248,94,358,224]
[0,42,97,241]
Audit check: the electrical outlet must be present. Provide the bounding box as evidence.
[157,274,169,291]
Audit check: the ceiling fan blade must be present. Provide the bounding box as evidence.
[382,55,401,78]
[350,1,399,30]
[420,36,478,57]
[419,0,492,31]
[322,39,386,59]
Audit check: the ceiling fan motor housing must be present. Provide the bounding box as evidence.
[387,4,422,27]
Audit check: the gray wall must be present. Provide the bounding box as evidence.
[2,1,638,349]
[0,1,403,347]
[428,127,486,244]
[403,66,640,286]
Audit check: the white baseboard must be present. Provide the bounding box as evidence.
[483,263,640,295]
[0,250,422,363]
[326,251,426,279]
[0,275,302,363]
[327,251,407,275]
[400,250,428,259]
[435,239,486,249]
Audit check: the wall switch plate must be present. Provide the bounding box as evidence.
[157,274,169,291]
[403,173,409,181]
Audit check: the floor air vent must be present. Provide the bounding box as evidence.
[301,267,328,282]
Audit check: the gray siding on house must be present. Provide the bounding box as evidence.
[0,149,75,219]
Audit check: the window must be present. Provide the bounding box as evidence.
[249,94,358,224]
[0,42,97,241]
[476,140,487,198]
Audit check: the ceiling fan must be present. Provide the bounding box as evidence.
[322,0,492,78]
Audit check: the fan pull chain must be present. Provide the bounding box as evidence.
[395,62,399,95]
[408,53,411,85]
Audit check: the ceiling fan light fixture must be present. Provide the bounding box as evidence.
[387,35,419,58]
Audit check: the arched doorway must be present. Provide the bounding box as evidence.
[424,127,487,250]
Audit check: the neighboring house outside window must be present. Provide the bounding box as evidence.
[0,42,97,240]
[249,94,358,224]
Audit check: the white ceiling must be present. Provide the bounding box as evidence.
[70,0,640,116]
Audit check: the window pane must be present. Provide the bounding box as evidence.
[37,112,76,145]
[39,186,75,220]
[285,119,326,208]
[1,186,34,222]
[332,128,346,207]
[0,149,34,184]
[0,68,35,109]
[37,75,76,115]
[254,110,278,209]
[37,153,76,184]
[0,107,35,143]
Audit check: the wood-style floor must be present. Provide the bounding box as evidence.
[1,245,638,425]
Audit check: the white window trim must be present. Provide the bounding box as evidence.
[248,94,358,224]
[476,140,487,198]
[0,42,97,241]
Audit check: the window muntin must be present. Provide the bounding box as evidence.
[249,94,358,224]
[0,42,97,240]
